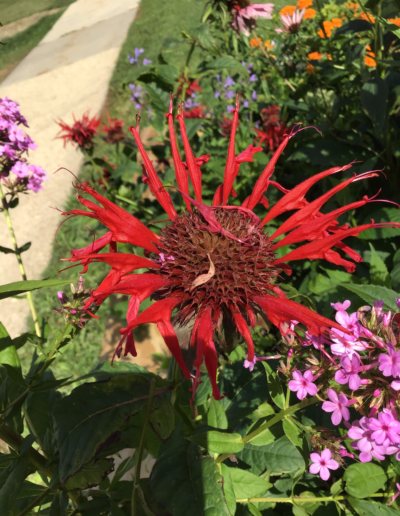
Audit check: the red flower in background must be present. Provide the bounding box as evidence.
[254,106,288,153]
[219,115,233,138]
[177,75,202,98]
[61,96,399,399]
[56,112,100,149]
[100,113,125,144]
[182,106,207,119]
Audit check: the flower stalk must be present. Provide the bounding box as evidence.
[0,182,41,337]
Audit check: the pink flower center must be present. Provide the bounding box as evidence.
[320,460,326,466]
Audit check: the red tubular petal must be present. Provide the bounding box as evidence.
[272,198,368,249]
[129,126,177,220]
[246,135,290,211]
[270,174,357,240]
[253,295,351,338]
[204,339,224,400]
[261,164,353,226]
[71,231,112,259]
[232,310,254,361]
[157,321,191,379]
[92,274,170,299]
[69,253,159,272]
[166,99,191,211]
[176,112,202,202]
[322,249,357,273]
[274,222,400,267]
[222,96,240,205]
[212,185,237,206]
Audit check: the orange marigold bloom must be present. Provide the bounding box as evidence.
[280,5,296,16]
[388,18,400,27]
[306,64,316,74]
[359,12,375,23]
[346,2,360,10]
[308,51,323,60]
[364,56,376,67]
[250,37,262,47]
[331,18,342,27]
[297,0,313,8]
[318,21,333,38]
[304,8,316,19]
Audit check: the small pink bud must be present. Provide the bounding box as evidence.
[288,348,293,359]
[373,389,381,397]
[360,379,370,385]
[375,339,385,348]
[383,312,391,327]
[362,327,374,338]
[70,309,77,314]
[57,291,64,300]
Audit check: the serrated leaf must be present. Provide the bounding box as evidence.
[207,398,228,430]
[262,362,285,409]
[228,467,272,499]
[369,243,391,287]
[339,284,399,312]
[344,463,387,498]
[188,430,243,454]
[0,278,75,300]
[150,428,232,516]
[139,81,169,118]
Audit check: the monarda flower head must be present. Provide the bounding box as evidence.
[56,112,100,150]
[61,96,399,399]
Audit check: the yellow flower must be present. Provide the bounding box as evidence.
[280,5,296,16]
[308,51,323,60]
[297,0,313,8]
[304,8,316,19]
[388,18,400,27]
[359,12,375,23]
[331,18,342,27]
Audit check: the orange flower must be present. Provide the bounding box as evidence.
[331,18,342,27]
[318,20,333,38]
[297,0,313,8]
[265,40,275,50]
[346,2,360,10]
[364,56,376,67]
[308,51,322,60]
[280,5,296,16]
[359,12,375,23]
[327,54,332,60]
[388,18,400,27]
[306,64,316,74]
[304,8,316,19]
[250,37,262,47]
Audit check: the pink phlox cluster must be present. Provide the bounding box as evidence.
[288,369,317,400]
[0,97,47,192]
[322,388,351,425]
[330,305,368,357]
[335,353,362,390]
[309,449,339,480]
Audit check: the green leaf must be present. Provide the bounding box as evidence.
[0,323,21,367]
[49,490,69,516]
[282,418,303,448]
[53,374,168,484]
[359,207,400,240]
[0,363,27,387]
[374,15,400,39]
[262,362,285,409]
[348,498,399,516]
[18,242,31,254]
[150,428,232,516]
[330,478,343,497]
[339,284,399,312]
[220,464,236,515]
[184,119,203,140]
[369,243,391,287]
[206,56,247,74]
[334,19,373,35]
[0,455,29,516]
[149,396,175,441]
[247,436,305,475]
[139,81,169,118]
[188,430,243,454]
[65,458,114,490]
[207,398,228,430]
[0,245,15,254]
[228,467,272,499]
[193,25,219,54]
[156,64,179,85]
[247,403,275,421]
[344,463,387,498]
[360,78,388,133]
[0,278,74,300]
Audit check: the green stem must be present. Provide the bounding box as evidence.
[236,493,386,504]
[131,378,157,516]
[0,183,41,337]
[16,485,53,516]
[85,154,111,191]
[216,396,319,464]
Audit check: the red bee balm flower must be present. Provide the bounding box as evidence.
[62,97,399,399]
[100,113,125,144]
[254,106,288,153]
[56,112,100,149]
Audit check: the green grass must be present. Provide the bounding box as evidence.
[0,0,74,25]
[0,11,65,81]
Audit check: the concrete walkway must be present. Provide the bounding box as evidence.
[0,0,140,337]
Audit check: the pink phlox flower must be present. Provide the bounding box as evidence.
[391,380,400,390]
[232,3,274,37]
[304,331,327,349]
[330,330,367,357]
[335,310,362,336]
[368,409,400,446]
[11,161,30,178]
[276,7,305,34]
[331,300,351,311]
[8,124,26,143]
[288,370,317,400]
[378,343,400,378]
[339,447,354,459]
[334,354,361,391]
[383,311,391,327]
[347,418,386,462]
[309,449,339,481]
[244,354,256,372]
[322,388,350,425]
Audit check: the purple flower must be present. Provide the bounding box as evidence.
[378,343,400,378]
[330,330,367,357]
[243,100,249,108]
[368,410,400,446]
[288,370,317,400]
[11,161,30,178]
[143,58,152,65]
[216,74,221,83]
[127,47,144,64]
[331,300,351,311]
[374,300,384,316]
[227,105,235,113]
[251,91,257,101]
[225,90,235,100]
[8,124,26,144]
[224,76,235,88]
[309,449,339,481]
[335,354,361,391]
[214,90,221,98]
[242,61,253,74]
[322,389,350,425]
[129,84,144,109]
[248,73,258,83]
[335,309,361,336]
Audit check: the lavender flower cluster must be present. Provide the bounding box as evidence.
[0,97,47,194]
[284,298,400,479]
[127,48,153,118]
[214,62,258,114]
